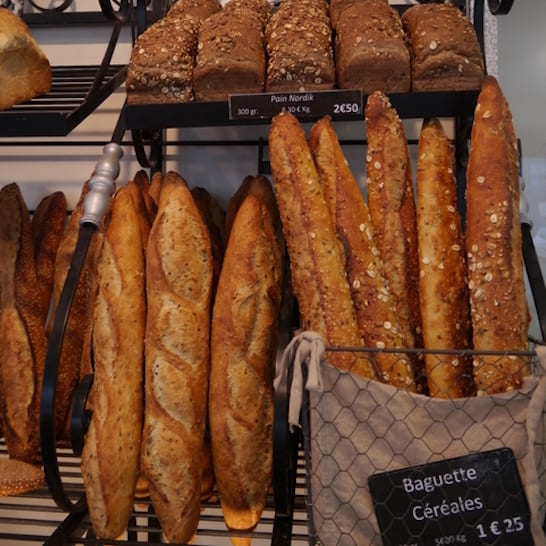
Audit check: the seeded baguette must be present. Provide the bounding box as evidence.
[416,118,474,398]
[465,76,530,394]
[141,171,213,544]
[0,183,46,464]
[81,186,146,539]
[365,91,425,388]
[269,112,376,378]
[309,116,415,391]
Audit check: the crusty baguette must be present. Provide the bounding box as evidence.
[308,116,416,391]
[269,112,376,378]
[125,179,152,254]
[465,76,530,394]
[31,191,67,323]
[148,171,163,208]
[132,170,158,224]
[0,183,47,464]
[141,171,213,544]
[416,118,474,398]
[209,176,283,531]
[48,182,101,436]
[365,91,425,387]
[81,186,146,539]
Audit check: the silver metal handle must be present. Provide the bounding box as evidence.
[80,142,123,227]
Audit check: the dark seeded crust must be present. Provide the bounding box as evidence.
[265,0,335,92]
[167,0,220,19]
[402,3,484,92]
[465,76,530,394]
[335,0,410,93]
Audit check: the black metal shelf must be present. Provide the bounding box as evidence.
[0,64,127,137]
[124,90,480,130]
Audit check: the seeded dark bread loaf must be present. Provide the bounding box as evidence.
[209,175,283,531]
[309,116,416,391]
[0,8,51,110]
[0,183,46,464]
[167,0,220,19]
[328,0,357,30]
[269,112,376,379]
[141,171,213,544]
[265,0,335,92]
[192,2,269,102]
[335,0,410,94]
[465,76,530,394]
[402,3,484,92]
[81,186,146,540]
[365,92,425,389]
[126,14,200,104]
[416,118,474,399]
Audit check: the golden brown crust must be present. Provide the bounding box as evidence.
[31,191,67,322]
[416,118,474,398]
[209,176,283,530]
[81,186,146,539]
[141,171,213,544]
[0,9,52,110]
[148,171,163,207]
[365,92,425,385]
[0,458,45,496]
[268,112,375,378]
[402,3,484,92]
[465,76,530,394]
[0,183,46,464]
[308,116,415,391]
[125,180,152,254]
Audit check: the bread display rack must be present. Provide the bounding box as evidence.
[1,0,545,545]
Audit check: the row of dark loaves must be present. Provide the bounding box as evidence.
[126,0,485,104]
[268,74,530,399]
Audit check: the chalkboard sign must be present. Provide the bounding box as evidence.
[228,89,363,121]
[368,448,532,546]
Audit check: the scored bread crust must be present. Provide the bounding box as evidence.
[81,186,146,539]
[0,183,46,464]
[209,176,284,530]
[465,76,530,394]
[308,116,415,391]
[365,91,426,389]
[269,112,376,378]
[416,118,474,398]
[141,171,213,544]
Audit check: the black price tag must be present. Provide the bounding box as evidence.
[228,89,363,121]
[368,448,532,546]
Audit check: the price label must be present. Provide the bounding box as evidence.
[228,89,363,121]
[368,448,532,546]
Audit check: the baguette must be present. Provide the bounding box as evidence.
[465,76,530,394]
[268,112,376,379]
[31,191,67,322]
[81,186,146,539]
[209,175,284,530]
[309,116,415,391]
[416,118,474,398]
[141,171,213,543]
[365,91,425,388]
[0,183,46,464]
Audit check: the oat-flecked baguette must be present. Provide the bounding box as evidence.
[0,183,46,464]
[31,191,67,323]
[365,91,425,387]
[269,112,376,378]
[465,76,530,394]
[309,116,415,391]
[141,171,213,544]
[209,175,284,530]
[416,118,474,398]
[81,186,146,539]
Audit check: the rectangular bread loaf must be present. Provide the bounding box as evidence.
[265,0,335,92]
[335,0,410,94]
[402,3,484,92]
